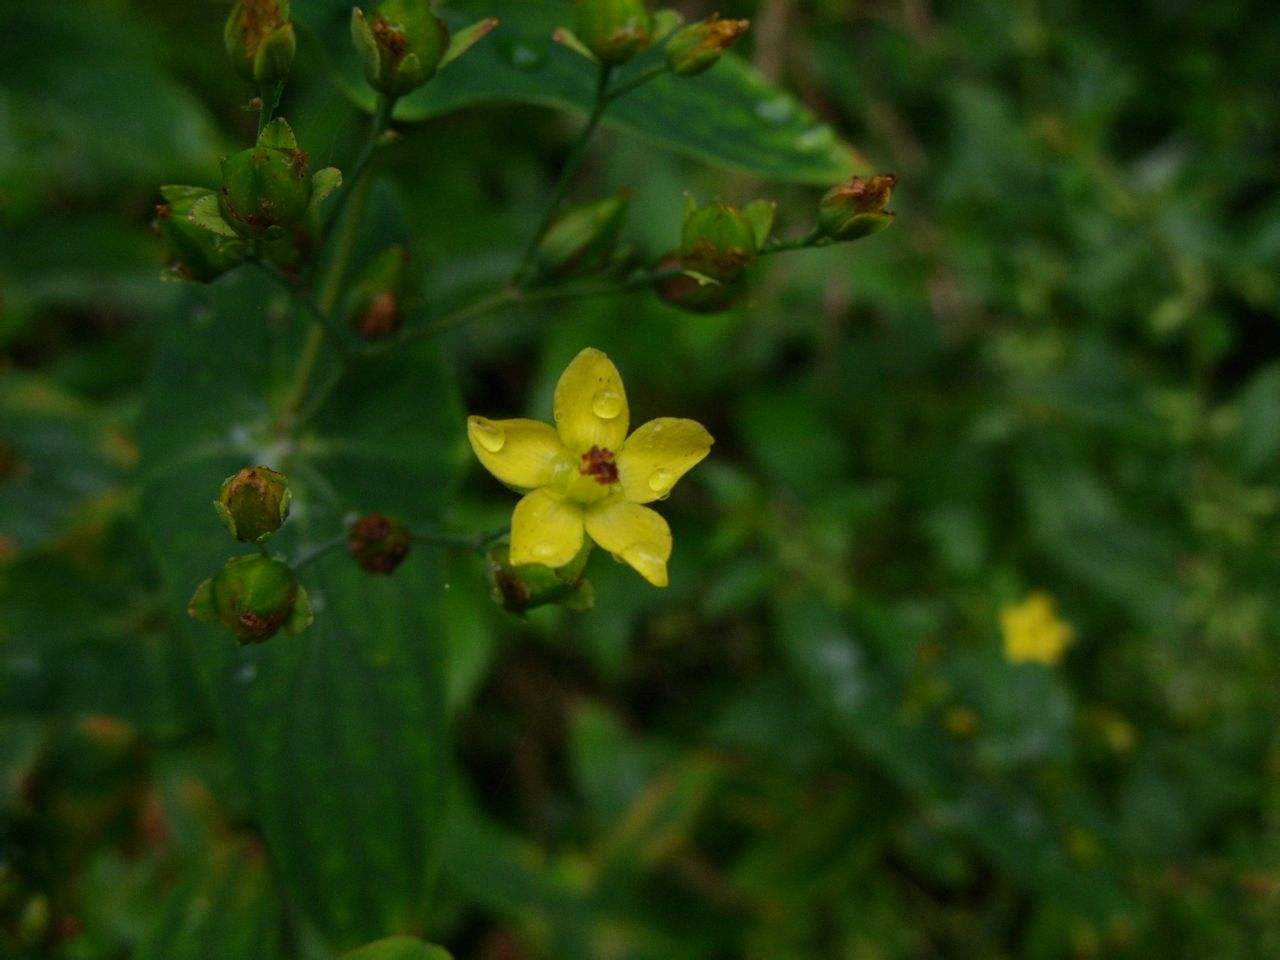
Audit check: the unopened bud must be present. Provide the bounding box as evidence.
[486,542,593,614]
[225,0,297,87]
[347,513,412,574]
[818,173,897,241]
[571,0,652,64]
[219,119,312,238]
[215,466,291,542]
[352,0,450,96]
[654,251,744,313]
[154,186,246,283]
[665,14,749,76]
[535,191,630,280]
[679,199,760,281]
[344,246,411,340]
[188,555,313,644]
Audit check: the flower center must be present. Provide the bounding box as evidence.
[579,446,619,485]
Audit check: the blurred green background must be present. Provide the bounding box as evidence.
[3,0,1280,957]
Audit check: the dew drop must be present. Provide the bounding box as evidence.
[591,390,623,420]
[796,126,835,152]
[474,419,506,452]
[501,39,546,71]
[755,96,795,125]
[647,468,673,494]
[533,541,558,560]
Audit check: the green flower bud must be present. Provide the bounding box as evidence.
[351,0,450,96]
[188,555,313,644]
[153,186,246,283]
[215,466,291,542]
[654,251,744,314]
[218,119,311,238]
[224,0,297,87]
[486,541,593,615]
[534,191,630,280]
[346,513,412,574]
[571,0,652,64]
[679,198,760,281]
[818,173,897,241]
[344,246,411,340]
[665,14,749,76]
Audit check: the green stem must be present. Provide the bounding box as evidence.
[257,81,285,137]
[323,95,397,238]
[277,174,373,431]
[513,64,614,282]
[391,265,679,348]
[760,226,825,257]
[293,536,347,570]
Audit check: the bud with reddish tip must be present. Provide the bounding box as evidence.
[665,14,749,76]
[344,246,412,340]
[225,0,297,87]
[347,513,412,574]
[818,173,897,241]
[219,119,312,239]
[485,541,593,615]
[571,0,652,64]
[188,555,313,644]
[351,0,450,96]
[215,466,291,542]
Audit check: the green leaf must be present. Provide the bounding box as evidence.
[138,258,464,946]
[0,373,123,555]
[343,936,453,960]
[295,0,864,184]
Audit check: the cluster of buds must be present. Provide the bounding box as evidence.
[154,0,492,284]
[157,120,340,282]
[189,466,312,644]
[557,2,748,74]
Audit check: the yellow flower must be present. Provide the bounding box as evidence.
[467,348,713,587]
[1000,592,1073,665]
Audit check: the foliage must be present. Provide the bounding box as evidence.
[4,0,1280,958]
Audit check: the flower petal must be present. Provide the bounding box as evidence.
[509,488,585,568]
[617,418,713,504]
[468,416,569,491]
[553,347,629,454]
[584,498,672,587]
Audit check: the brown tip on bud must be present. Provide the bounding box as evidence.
[831,173,898,214]
[154,202,173,221]
[356,291,400,340]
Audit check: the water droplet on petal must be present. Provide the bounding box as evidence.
[648,468,673,494]
[474,419,506,452]
[534,541,558,560]
[592,390,623,420]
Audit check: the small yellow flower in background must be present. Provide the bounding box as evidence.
[467,348,713,588]
[1001,592,1073,665]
